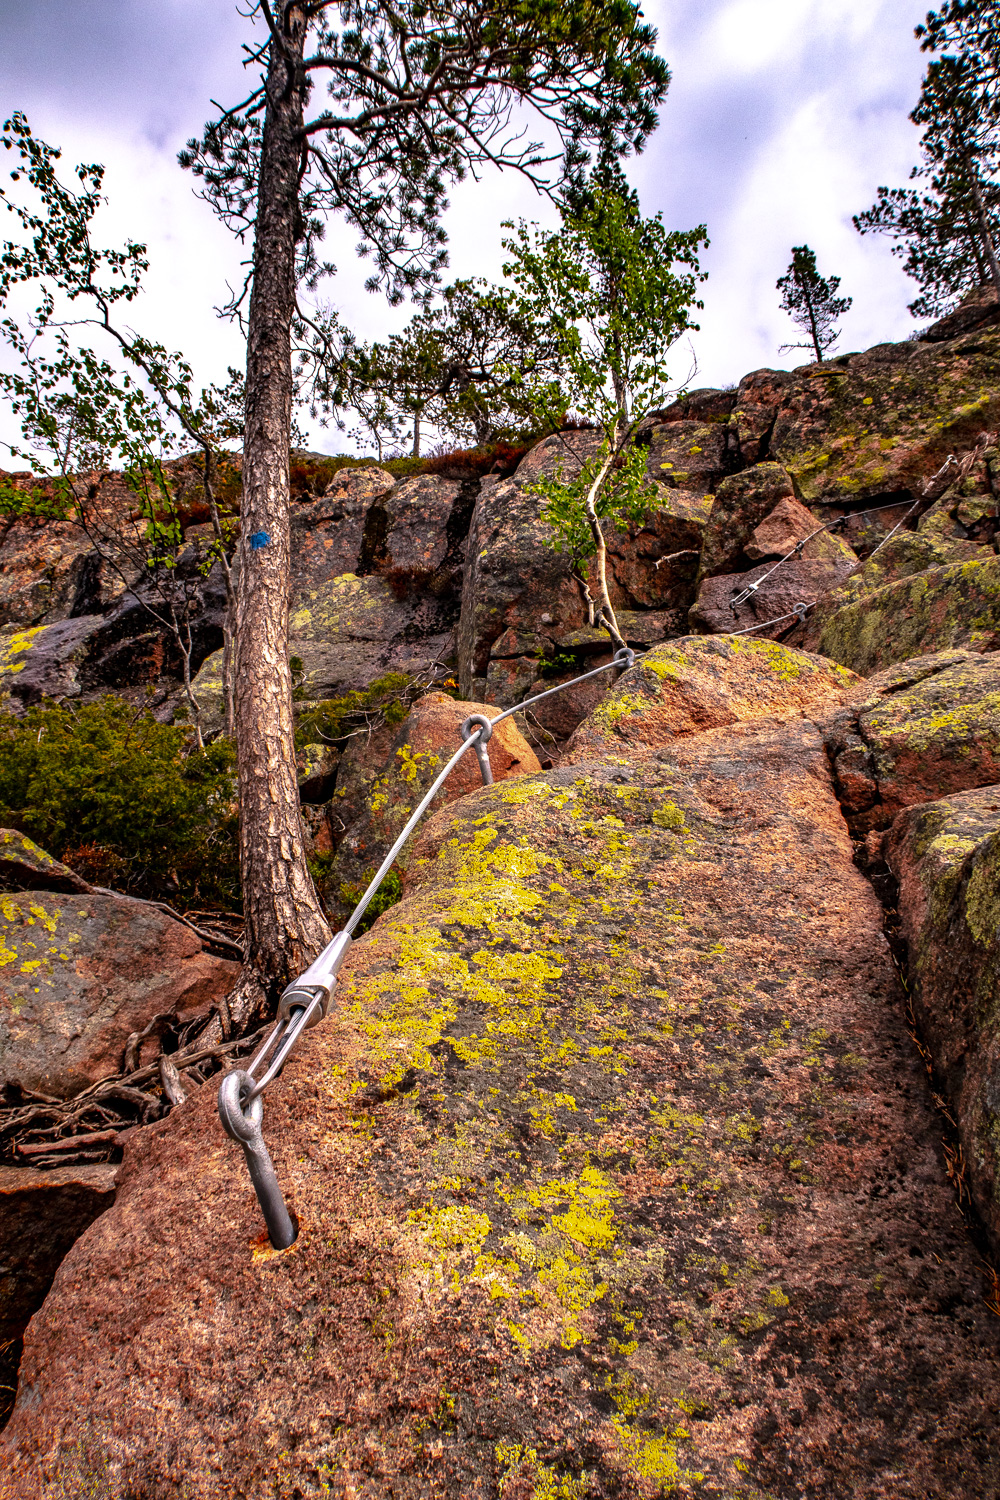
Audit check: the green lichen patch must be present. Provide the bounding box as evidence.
[290,571,412,644]
[0,625,46,678]
[813,554,1000,676]
[771,327,1000,502]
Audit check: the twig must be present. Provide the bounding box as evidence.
[159,1054,188,1108]
[16,1130,118,1158]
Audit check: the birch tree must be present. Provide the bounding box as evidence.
[503,163,706,648]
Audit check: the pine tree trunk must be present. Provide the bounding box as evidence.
[967,166,1000,298]
[805,289,823,363]
[236,8,331,997]
[412,410,421,457]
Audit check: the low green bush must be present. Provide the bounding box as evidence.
[294,672,413,749]
[0,696,238,904]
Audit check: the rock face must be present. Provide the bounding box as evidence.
[8,307,1000,1496]
[0,1163,116,1429]
[0,890,238,1097]
[565,635,856,761]
[318,691,541,918]
[690,556,857,637]
[886,787,1000,1254]
[764,335,1000,503]
[827,649,1000,833]
[803,553,1000,673]
[4,651,1000,1497]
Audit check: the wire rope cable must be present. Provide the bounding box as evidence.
[216,608,825,1244]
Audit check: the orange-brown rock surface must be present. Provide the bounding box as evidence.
[564,635,856,761]
[4,650,1000,1497]
[886,786,1000,1256]
[320,690,540,918]
[0,889,238,1098]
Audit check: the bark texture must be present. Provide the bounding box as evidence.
[238,8,331,990]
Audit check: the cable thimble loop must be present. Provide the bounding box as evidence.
[613,645,636,670]
[461,713,495,785]
[218,1069,297,1249]
[792,601,810,622]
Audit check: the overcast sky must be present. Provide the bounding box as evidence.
[0,0,930,456]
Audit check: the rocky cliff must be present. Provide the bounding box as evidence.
[3,296,1000,1495]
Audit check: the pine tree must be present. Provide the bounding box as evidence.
[178,1,670,1006]
[776,246,852,362]
[341,280,556,455]
[855,4,1000,318]
[917,0,1000,91]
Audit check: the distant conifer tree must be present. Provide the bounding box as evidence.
[776,246,852,362]
[855,1,1000,319]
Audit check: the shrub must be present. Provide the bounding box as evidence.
[337,867,403,933]
[0,696,238,904]
[0,473,73,521]
[294,673,413,749]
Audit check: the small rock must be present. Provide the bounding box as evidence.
[744,495,858,564]
[699,463,796,576]
[0,891,238,1098]
[0,829,92,895]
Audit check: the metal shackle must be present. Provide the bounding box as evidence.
[460,713,494,786]
[218,1068,264,1144]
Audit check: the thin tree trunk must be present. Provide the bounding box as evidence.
[805,289,823,362]
[582,439,626,651]
[412,409,421,457]
[202,448,237,740]
[967,164,1000,297]
[179,639,204,750]
[221,622,235,739]
[237,7,331,996]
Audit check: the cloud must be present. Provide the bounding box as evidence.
[0,0,938,458]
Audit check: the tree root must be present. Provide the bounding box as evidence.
[0,1012,270,1167]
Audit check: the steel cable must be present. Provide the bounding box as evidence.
[729,496,933,609]
[217,606,835,1245]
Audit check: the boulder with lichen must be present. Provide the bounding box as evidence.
[3,647,999,1496]
[886,786,1000,1255]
